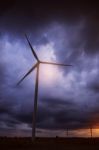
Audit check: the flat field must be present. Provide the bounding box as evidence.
[0,137,99,150]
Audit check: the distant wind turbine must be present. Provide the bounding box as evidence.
[90,127,93,138]
[17,34,72,141]
[66,128,69,137]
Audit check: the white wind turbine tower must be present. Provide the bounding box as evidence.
[17,34,72,141]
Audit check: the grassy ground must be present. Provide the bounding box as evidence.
[0,137,99,150]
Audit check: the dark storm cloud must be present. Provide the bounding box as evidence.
[4,96,94,130]
[0,0,15,16]
[0,0,99,66]
[1,0,99,56]
[87,82,99,93]
[0,92,90,130]
[85,67,99,93]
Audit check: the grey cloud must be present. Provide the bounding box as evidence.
[87,82,99,93]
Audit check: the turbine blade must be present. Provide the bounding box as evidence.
[17,63,37,85]
[41,61,72,67]
[25,34,39,61]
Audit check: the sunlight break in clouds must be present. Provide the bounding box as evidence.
[36,42,59,85]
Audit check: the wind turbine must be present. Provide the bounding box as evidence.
[17,34,72,141]
[66,128,69,137]
[90,126,93,138]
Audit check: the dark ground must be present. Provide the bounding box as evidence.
[0,137,99,150]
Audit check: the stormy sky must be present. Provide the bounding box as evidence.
[0,0,99,137]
